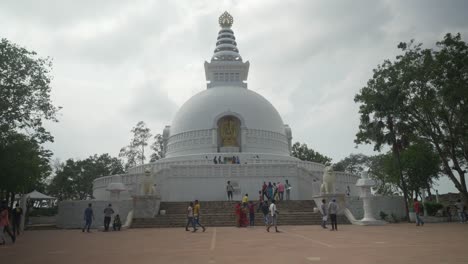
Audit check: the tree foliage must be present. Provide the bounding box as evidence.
[119,121,152,169]
[47,154,124,200]
[291,142,332,165]
[355,33,467,204]
[0,38,59,204]
[150,134,164,162]
[0,132,51,198]
[0,38,60,143]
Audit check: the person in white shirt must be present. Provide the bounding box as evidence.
[266,200,279,232]
[185,202,197,232]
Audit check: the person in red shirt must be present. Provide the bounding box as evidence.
[0,201,16,245]
[413,198,424,226]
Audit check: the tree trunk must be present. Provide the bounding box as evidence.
[394,147,410,222]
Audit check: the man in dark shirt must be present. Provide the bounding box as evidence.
[12,203,23,236]
[82,203,94,232]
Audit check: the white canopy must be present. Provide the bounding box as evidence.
[26,190,55,200]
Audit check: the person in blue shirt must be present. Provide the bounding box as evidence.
[82,203,94,232]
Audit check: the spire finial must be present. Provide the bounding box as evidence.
[219,11,233,28]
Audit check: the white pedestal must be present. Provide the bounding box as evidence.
[132,195,161,218]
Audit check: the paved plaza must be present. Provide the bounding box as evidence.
[1,223,467,264]
[0,223,468,264]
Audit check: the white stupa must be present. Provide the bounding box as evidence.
[93,12,359,201]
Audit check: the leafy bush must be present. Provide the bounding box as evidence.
[390,213,399,223]
[379,211,388,220]
[423,202,444,216]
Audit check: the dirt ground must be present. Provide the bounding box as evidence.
[1,223,467,264]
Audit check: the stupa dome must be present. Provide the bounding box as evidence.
[164,12,291,158]
[170,86,286,135]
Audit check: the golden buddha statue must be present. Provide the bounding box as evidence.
[220,118,238,146]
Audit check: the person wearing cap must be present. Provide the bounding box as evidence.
[328,198,339,231]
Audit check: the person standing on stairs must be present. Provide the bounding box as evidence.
[226,181,234,201]
[193,200,206,232]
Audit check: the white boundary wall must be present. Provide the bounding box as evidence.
[57,200,132,229]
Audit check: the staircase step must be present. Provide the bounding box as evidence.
[132,200,350,228]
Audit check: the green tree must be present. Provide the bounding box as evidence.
[48,154,124,200]
[0,38,59,204]
[333,153,372,174]
[119,121,152,169]
[150,134,164,162]
[356,33,468,205]
[384,140,441,199]
[291,142,332,165]
[0,132,51,205]
[0,38,60,143]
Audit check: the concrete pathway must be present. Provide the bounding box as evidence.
[1,223,467,264]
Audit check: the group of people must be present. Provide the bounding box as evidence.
[81,203,121,232]
[0,201,22,245]
[260,181,291,201]
[234,194,280,232]
[225,180,292,202]
[415,198,467,225]
[213,155,240,164]
[319,198,339,231]
[186,200,206,232]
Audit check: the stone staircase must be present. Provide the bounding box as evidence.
[132,200,350,228]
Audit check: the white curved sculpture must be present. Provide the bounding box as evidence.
[142,169,155,195]
[320,166,336,194]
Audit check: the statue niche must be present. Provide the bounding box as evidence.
[218,116,240,149]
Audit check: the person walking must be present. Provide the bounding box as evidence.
[103,203,114,232]
[0,201,15,245]
[193,200,206,232]
[82,203,95,232]
[273,183,278,201]
[226,181,234,201]
[320,199,328,229]
[266,200,279,232]
[414,198,424,226]
[185,202,197,232]
[248,201,255,226]
[12,203,23,236]
[285,180,291,200]
[328,199,338,231]
[455,199,466,223]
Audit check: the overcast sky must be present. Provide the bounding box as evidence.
[1,0,467,193]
